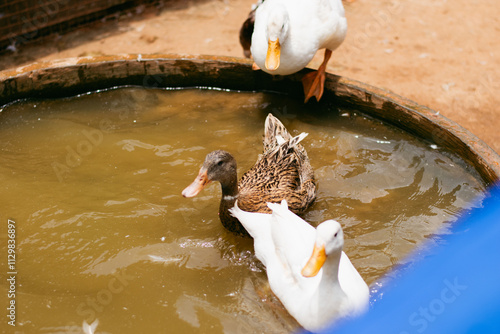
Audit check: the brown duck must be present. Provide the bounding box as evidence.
[182,113,317,237]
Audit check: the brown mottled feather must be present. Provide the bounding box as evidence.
[192,113,316,238]
[239,9,255,58]
[238,114,316,215]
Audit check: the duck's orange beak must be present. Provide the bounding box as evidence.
[301,243,327,278]
[265,38,280,71]
[182,168,211,197]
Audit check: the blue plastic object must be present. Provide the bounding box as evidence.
[317,185,500,334]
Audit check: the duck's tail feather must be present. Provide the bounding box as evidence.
[275,132,316,210]
[267,199,289,216]
[82,319,99,334]
[288,132,308,148]
[262,114,317,210]
[263,113,293,152]
[267,199,308,230]
[229,200,271,239]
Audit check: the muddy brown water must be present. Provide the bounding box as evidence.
[0,87,485,333]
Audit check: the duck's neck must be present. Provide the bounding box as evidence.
[303,250,347,332]
[319,250,345,295]
[218,173,250,237]
[221,174,239,200]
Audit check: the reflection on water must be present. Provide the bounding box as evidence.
[0,88,485,333]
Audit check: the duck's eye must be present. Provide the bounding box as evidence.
[217,161,224,166]
[334,232,338,237]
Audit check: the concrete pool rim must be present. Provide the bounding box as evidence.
[0,53,498,187]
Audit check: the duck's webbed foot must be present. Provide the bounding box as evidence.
[302,49,332,103]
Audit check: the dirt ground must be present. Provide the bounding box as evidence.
[1,0,498,154]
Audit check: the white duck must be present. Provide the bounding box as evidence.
[240,0,347,103]
[230,200,369,333]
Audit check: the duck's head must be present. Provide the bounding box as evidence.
[265,4,289,71]
[301,220,344,277]
[182,150,237,197]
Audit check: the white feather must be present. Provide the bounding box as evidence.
[230,200,369,332]
[251,0,347,76]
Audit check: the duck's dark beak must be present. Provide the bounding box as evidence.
[182,168,211,197]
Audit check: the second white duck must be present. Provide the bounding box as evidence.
[230,199,369,333]
[247,0,347,103]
